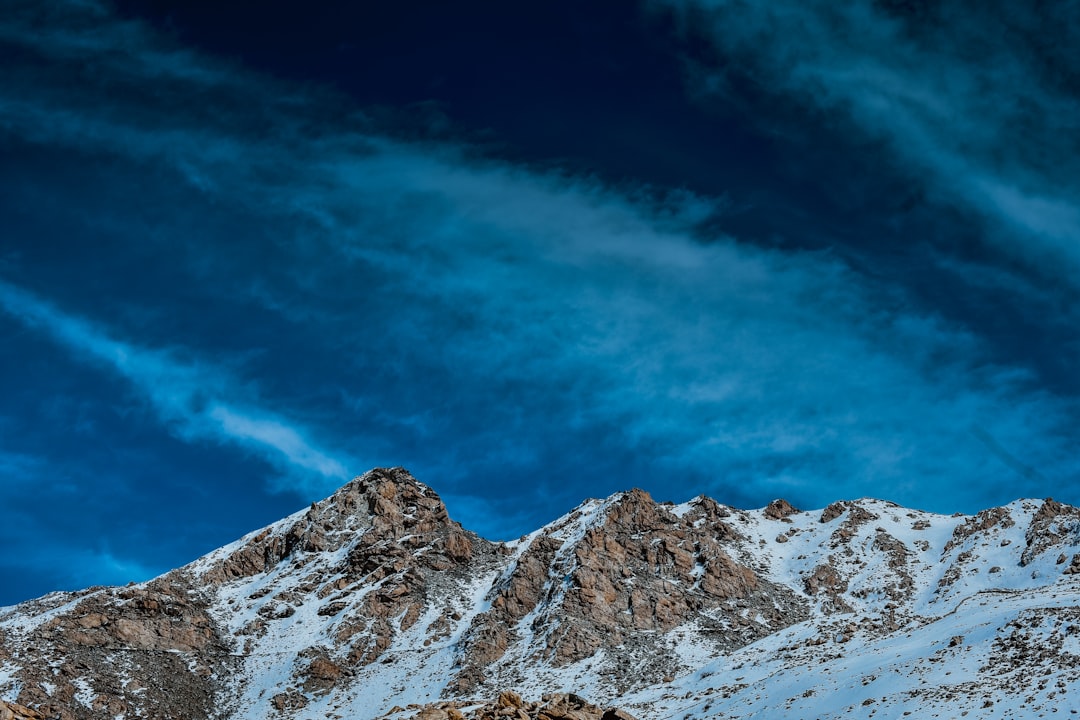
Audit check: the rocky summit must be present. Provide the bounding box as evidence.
[2,467,1080,718]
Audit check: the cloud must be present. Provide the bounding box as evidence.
[653,0,1080,276]
[208,406,348,480]
[0,446,42,482]
[0,279,351,485]
[0,0,1077,528]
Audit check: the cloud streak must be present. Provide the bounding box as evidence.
[0,0,1077,548]
[0,279,350,483]
[0,446,41,482]
[656,0,1080,275]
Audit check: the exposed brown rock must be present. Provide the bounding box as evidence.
[1034,497,1068,523]
[601,710,638,720]
[0,701,45,720]
[872,530,914,600]
[498,690,525,708]
[944,507,1015,554]
[204,468,478,585]
[764,498,799,519]
[270,688,308,713]
[823,502,880,546]
[820,502,847,523]
[5,469,1080,720]
[301,653,343,692]
[1022,499,1080,566]
[804,564,845,595]
[803,563,854,614]
[452,488,804,694]
[4,575,230,720]
[395,692,637,720]
[445,531,474,562]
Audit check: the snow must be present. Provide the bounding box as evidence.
[0,590,92,635]
[204,517,512,720]
[593,496,1080,719]
[617,577,1080,718]
[668,498,701,519]
[0,660,21,702]
[5,484,1080,720]
[492,496,1080,718]
[317,565,508,720]
[72,676,95,708]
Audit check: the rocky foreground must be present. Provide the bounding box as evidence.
[1,701,43,720]
[380,691,636,720]
[2,468,1080,718]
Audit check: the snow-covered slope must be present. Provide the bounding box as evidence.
[2,468,1079,719]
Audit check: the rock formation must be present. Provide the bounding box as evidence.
[2,469,1079,719]
[0,701,45,720]
[380,691,638,720]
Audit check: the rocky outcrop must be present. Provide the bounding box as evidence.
[824,502,880,546]
[763,498,798,520]
[1021,498,1080,566]
[803,562,853,614]
[943,506,1015,554]
[3,470,1080,720]
[8,576,233,720]
[0,701,44,720]
[453,488,807,694]
[0,468,499,720]
[386,691,638,720]
[205,467,479,584]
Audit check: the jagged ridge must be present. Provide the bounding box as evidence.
[2,467,1079,719]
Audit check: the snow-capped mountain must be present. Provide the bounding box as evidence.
[2,467,1079,719]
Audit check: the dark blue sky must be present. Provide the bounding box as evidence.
[2,0,1078,605]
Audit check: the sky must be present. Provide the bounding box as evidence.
[1,0,1078,605]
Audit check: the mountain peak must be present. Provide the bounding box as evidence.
[192,466,465,584]
[3,473,1080,719]
[327,466,453,537]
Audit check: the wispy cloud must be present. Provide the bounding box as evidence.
[0,0,1077,533]
[0,446,42,482]
[0,279,350,484]
[654,0,1080,274]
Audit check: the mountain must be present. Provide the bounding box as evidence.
[2,467,1080,719]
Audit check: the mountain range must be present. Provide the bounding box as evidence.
[3,467,1079,718]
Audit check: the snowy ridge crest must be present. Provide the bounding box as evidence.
[2,468,1079,719]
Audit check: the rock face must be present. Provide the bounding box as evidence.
[453,489,805,694]
[3,578,233,720]
[381,691,638,720]
[0,701,44,720]
[2,469,1080,720]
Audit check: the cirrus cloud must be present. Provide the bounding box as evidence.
[0,0,1077,569]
